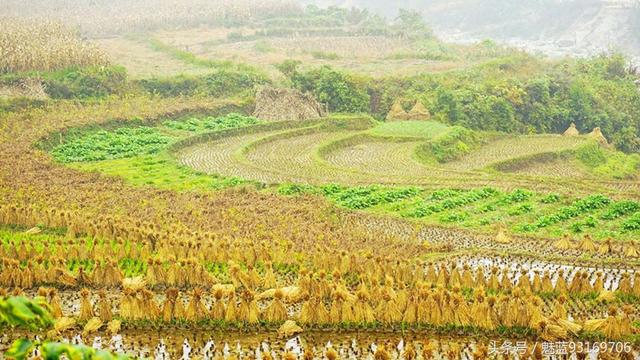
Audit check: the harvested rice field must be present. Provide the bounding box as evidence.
[2,2,640,359]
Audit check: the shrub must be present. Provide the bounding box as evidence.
[428,127,479,163]
[43,66,127,99]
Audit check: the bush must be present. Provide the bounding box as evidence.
[138,69,269,98]
[291,66,370,113]
[428,127,479,163]
[42,66,127,99]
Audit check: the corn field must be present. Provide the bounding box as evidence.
[0,0,301,37]
[0,18,109,74]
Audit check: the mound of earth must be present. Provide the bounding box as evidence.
[253,86,326,121]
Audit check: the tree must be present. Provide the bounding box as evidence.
[393,9,433,40]
[275,59,302,79]
[292,66,370,113]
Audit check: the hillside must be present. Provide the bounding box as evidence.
[304,0,640,61]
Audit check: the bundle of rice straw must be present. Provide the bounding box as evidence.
[257,286,302,302]
[553,234,574,250]
[107,319,121,335]
[599,238,614,255]
[78,288,94,321]
[495,225,512,244]
[624,242,639,257]
[578,234,596,252]
[54,317,76,332]
[122,276,146,291]
[562,123,579,136]
[82,317,103,335]
[277,320,303,338]
[263,289,288,322]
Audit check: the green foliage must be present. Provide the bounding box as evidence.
[576,143,640,179]
[529,194,611,229]
[330,186,421,209]
[51,127,172,162]
[600,201,640,220]
[392,9,433,40]
[540,193,561,204]
[138,69,269,98]
[405,187,498,218]
[163,113,261,132]
[291,66,370,113]
[314,53,640,152]
[2,296,126,359]
[42,66,127,99]
[622,212,640,231]
[277,183,420,210]
[427,126,479,163]
[0,296,53,330]
[275,60,302,79]
[0,296,127,360]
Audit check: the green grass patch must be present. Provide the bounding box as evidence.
[70,153,247,191]
[368,120,450,139]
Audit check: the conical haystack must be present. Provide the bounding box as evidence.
[407,101,431,120]
[578,235,596,252]
[554,234,574,250]
[588,127,608,146]
[624,242,639,258]
[563,123,579,136]
[495,227,512,244]
[386,100,409,121]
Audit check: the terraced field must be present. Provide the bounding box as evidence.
[443,135,588,171]
[175,118,640,197]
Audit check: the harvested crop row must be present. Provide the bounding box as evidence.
[324,139,427,176]
[177,131,284,183]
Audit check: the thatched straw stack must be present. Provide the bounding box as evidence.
[386,100,409,121]
[495,226,512,244]
[553,235,574,250]
[624,242,639,258]
[563,123,579,136]
[253,86,326,121]
[407,101,431,120]
[578,235,596,252]
[588,127,608,146]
